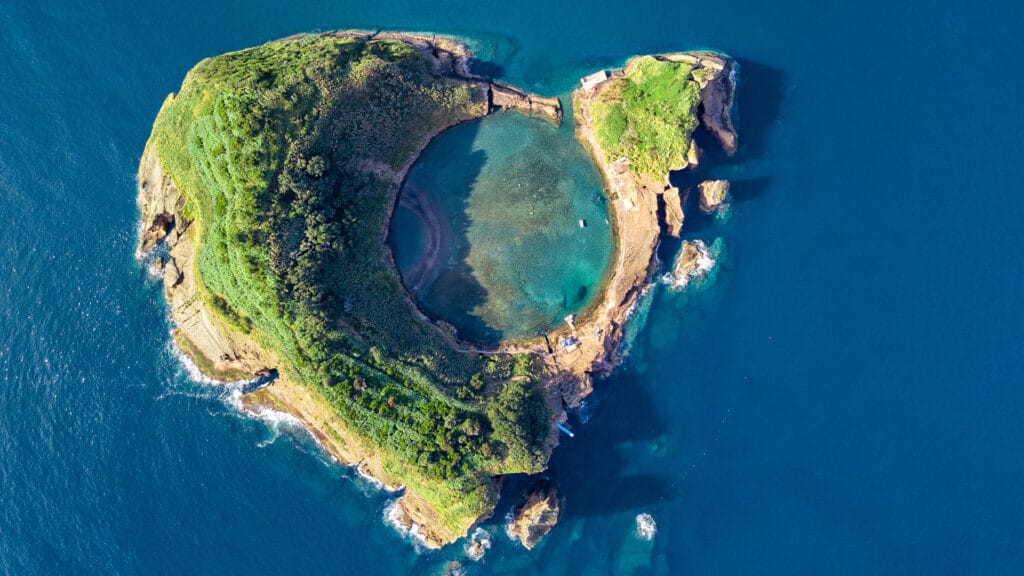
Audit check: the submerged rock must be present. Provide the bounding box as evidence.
[698,179,731,214]
[508,481,561,550]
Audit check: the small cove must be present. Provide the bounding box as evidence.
[389,109,614,343]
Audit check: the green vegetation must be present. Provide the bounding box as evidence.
[147,34,551,531]
[590,56,703,177]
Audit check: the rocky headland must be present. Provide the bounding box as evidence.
[508,51,738,411]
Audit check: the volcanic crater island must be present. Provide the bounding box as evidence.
[137,31,737,549]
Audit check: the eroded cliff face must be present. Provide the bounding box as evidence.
[138,147,274,382]
[692,53,738,155]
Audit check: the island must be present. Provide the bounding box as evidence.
[137,31,736,549]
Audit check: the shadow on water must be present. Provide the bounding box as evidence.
[541,58,788,523]
[468,58,506,81]
[732,59,787,165]
[544,371,673,519]
[391,119,505,343]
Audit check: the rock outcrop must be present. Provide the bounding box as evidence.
[489,82,562,126]
[136,144,181,254]
[508,481,561,550]
[137,148,273,381]
[636,513,657,541]
[698,179,730,214]
[661,186,688,237]
[544,51,737,410]
[671,239,715,289]
[695,54,738,154]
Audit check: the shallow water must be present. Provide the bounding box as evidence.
[391,112,613,342]
[3,0,1024,574]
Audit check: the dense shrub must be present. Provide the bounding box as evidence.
[590,56,702,177]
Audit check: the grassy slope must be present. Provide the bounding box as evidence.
[590,56,702,178]
[147,34,549,535]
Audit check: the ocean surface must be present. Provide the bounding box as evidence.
[2,1,1023,574]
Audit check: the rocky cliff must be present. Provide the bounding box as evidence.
[507,481,561,550]
[138,147,274,381]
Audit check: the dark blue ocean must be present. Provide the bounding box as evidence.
[3,1,1023,574]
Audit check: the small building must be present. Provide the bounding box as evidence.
[560,337,580,352]
[611,156,629,175]
[580,70,608,92]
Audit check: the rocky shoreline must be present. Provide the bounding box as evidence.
[137,32,736,550]
[507,52,738,412]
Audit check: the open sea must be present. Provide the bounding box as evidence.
[2,1,1023,574]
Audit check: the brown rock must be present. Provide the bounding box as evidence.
[693,54,738,154]
[508,481,561,550]
[698,179,730,214]
[163,257,182,288]
[671,240,714,289]
[489,82,562,126]
[661,186,687,237]
[136,147,182,253]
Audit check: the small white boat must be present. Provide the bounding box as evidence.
[578,219,587,228]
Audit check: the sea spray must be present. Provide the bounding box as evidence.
[636,513,657,541]
[662,237,727,293]
[464,527,492,561]
[383,499,431,551]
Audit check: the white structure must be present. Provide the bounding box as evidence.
[580,70,608,92]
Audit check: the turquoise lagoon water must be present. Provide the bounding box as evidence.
[3,1,1024,574]
[390,112,613,342]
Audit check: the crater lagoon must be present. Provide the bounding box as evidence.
[390,111,613,343]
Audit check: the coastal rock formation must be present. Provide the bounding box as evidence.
[544,51,738,409]
[138,148,272,381]
[694,54,738,154]
[671,240,715,289]
[137,32,570,550]
[698,179,731,214]
[636,513,657,541]
[508,481,561,550]
[136,145,180,253]
[662,186,688,237]
[489,81,562,125]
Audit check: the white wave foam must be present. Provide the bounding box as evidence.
[503,509,517,541]
[353,465,402,493]
[636,513,657,541]
[664,240,716,291]
[464,528,492,561]
[165,332,260,388]
[383,499,430,551]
